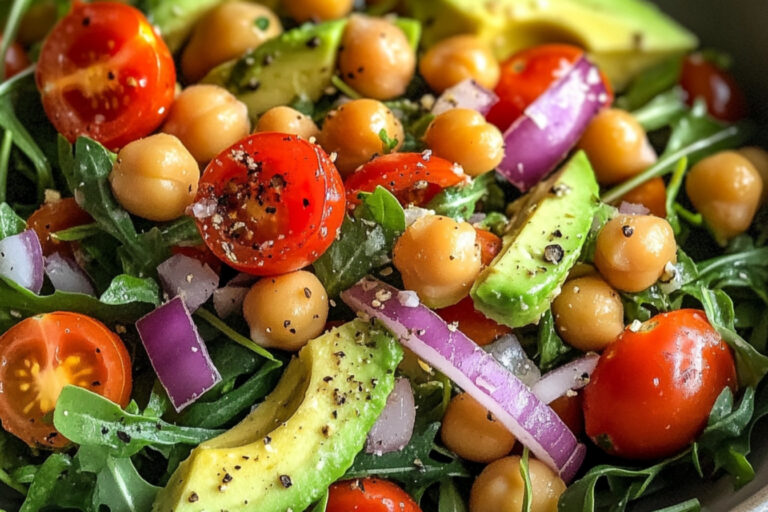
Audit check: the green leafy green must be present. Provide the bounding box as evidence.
[520,447,532,512]
[310,489,329,512]
[617,56,684,111]
[0,202,25,239]
[99,274,161,306]
[77,446,159,512]
[19,454,75,512]
[427,172,497,220]
[438,479,467,512]
[631,87,687,132]
[536,310,573,372]
[195,308,278,362]
[52,222,103,242]
[378,128,399,153]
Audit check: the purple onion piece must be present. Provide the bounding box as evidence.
[341,277,586,482]
[0,230,44,294]
[157,254,219,312]
[484,334,541,387]
[531,353,600,405]
[432,79,499,116]
[136,297,221,412]
[497,56,609,191]
[44,252,96,296]
[213,285,250,319]
[366,378,416,455]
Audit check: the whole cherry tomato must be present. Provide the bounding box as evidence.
[680,53,747,123]
[583,309,736,460]
[26,197,93,257]
[35,2,176,150]
[437,296,512,346]
[327,478,422,512]
[2,36,29,78]
[194,133,345,276]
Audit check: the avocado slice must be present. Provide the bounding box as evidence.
[404,0,696,88]
[470,151,600,328]
[153,320,403,512]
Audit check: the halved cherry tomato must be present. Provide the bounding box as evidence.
[327,478,422,512]
[344,152,466,209]
[437,296,512,346]
[0,312,132,448]
[618,176,667,218]
[195,132,345,276]
[486,44,613,131]
[26,197,93,257]
[583,309,736,460]
[35,2,176,150]
[474,227,502,266]
[680,53,747,123]
[3,37,29,78]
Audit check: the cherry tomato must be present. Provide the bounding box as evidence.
[486,44,613,131]
[35,2,176,150]
[583,309,736,460]
[618,176,667,218]
[549,393,584,437]
[680,53,747,123]
[26,198,93,257]
[345,152,466,209]
[327,478,422,512]
[437,296,512,346]
[0,312,132,448]
[3,37,29,78]
[195,132,345,276]
[474,227,502,266]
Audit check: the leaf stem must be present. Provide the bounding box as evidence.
[0,130,13,203]
[0,0,33,83]
[0,466,26,496]
[331,75,362,100]
[194,308,278,363]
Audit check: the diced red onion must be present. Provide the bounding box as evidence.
[228,272,258,287]
[618,201,651,216]
[432,79,499,116]
[136,297,221,412]
[341,277,586,482]
[0,230,44,294]
[157,254,219,313]
[484,334,541,387]
[531,354,600,405]
[497,56,609,191]
[44,252,95,296]
[213,286,250,318]
[365,378,416,455]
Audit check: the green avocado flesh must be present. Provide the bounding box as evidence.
[153,320,403,512]
[470,151,600,328]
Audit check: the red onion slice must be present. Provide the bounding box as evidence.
[497,56,609,191]
[484,334,541,387]
[136,297,221,412]
[365,377,416,455]
[531,353,600,405]
[341,277,586,482]
[432,79,499,116]
[0,230,44,294]
[44,252,96,296]
[157,254,219,312]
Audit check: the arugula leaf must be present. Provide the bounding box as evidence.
[427,173,495,220]
[520,447,532,512]
[310,489,329,512]
[99,274,161,306]
[475,211,508,236]
[535,310,573,372]
[77,447,159,512]
[696,248,768,304]
[195,308,278,362]
[19,454,79,512]
[158,215,203,247]
[617,56,684,111]
[51,222,103,242]
[630,87,687,132]
[378,128,399,153]
[0,202,25,239]
[438,479,467,512]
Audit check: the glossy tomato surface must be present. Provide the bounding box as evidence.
[327,478,422,512]
[680,53,747,122]
[194,132,345,276]
[583,309,736,460]
[26,197,93,257]
[437,296,512,346]
[0,312,132,448]
[35,1,176,150]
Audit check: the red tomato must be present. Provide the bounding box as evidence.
[35,2,176,150]
[344,152,466,209]
[327,478,422,512]
[195,133,345,276]
[3,37,29,78]
[474,227,502,266]
[26,197,93,257]
[680,53,747,123]
[583,309,736,460]
[549,393,584,437]
[487,44,613,131]
[0,312,132,448]
[437,296,512,346]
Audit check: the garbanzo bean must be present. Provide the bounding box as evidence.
[393,215,482,308]
[738,146,768,204]
[552,275,624,352]
[181,2,281,83]
[162,85,251,163]
[338,15,415,100]
[420,35,500,93]
[318,99,404,176]
[109,134,199,222]
[619,176,667,218]
[424,108,504,176]
[469,456,566,512]
[255,106,319,140]
[283,0,354,23]
[441,393,516,463]
[593,214,677,293]
[686,151,763,243]
[577,108,657,185]
[242,270,329,352]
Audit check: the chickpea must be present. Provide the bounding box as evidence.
[424,108,504,176]
[318,99,404,176]
[552,275,624,352]
[441,393,516,463]
[256,106,319,140]
[242,271,329,352]
[109,134,199,222]
[181,2,282,83]
[393,215,482,308]
[469,456,566,512]
[420,35,500,94]
[618,176,667,218]
[686,151,763,244]
[738,146,768,204]
[283,0,354,23]
[162,85,251,163]
[593,214,677,293]
[338,15,416,101]
[577,109,657,186]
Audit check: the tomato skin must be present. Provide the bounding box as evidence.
[195,133,345,276]
[26,198,93,257]
[680,53,747,123]
[344,152,466,209]
[0,312,132,448]
[474,227,502,266]
[3,38,29,78]
[35,1,176,150]
[583,309,736,460]
[437,296,512,346]
[549,393,584,437]
[327,478,422,512]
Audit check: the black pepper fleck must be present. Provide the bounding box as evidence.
[543,244,564,264]
[279,475,293,488]
[622,225,634,237]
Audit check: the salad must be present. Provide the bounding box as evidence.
[0,0,767,511]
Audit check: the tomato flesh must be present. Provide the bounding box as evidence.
[437,296,512,347]
[327,478,422,512]
[27,197,93,257]
[680,53,747,123]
